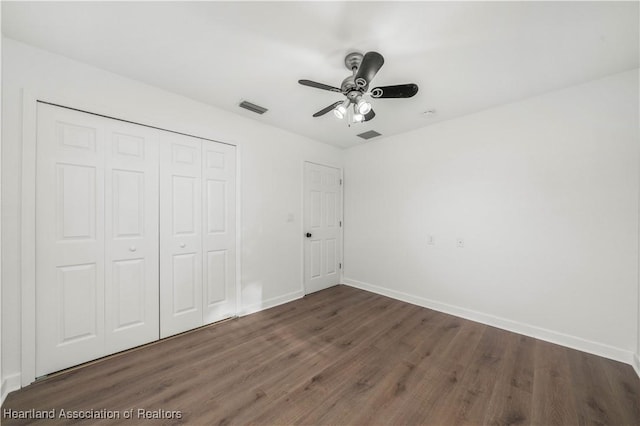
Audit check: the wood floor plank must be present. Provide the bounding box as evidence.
[347,312,460,424]
[482,333,535,426]
[3,285,639,426]
[292,304,431,425]
[386,320,487,425]
[601,358,640,425]
[232,299,419,425]
[181,293,410,425]
[441,327,511,424]
[530,340,579,426]
[567,349,628,426]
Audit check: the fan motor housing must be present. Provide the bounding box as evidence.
[346,90,361,101]
[341,76,358,94]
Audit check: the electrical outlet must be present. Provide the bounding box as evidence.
[456,238,464,248]
[427,235,435,245]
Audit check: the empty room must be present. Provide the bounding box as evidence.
[1,1,639,425]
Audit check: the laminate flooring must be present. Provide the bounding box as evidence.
[3,285,639,425]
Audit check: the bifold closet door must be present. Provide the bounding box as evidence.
[159,134,237,338]
[35,102,237,375]
[202,142,236,324]
[36,105,106,376]
[36,103,160,376]
[104,120,160,354]
[159,133,204,338]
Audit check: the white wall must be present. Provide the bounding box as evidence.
[637,161,640,375]
[0,7,4,404]
[344,69,639,365]
[1,38,342,392]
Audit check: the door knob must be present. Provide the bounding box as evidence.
[180,243,186,248]
[129,246,137,252]
[306,233,312,238]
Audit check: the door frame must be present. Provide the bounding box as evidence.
[19,88,242,386]
[301,160,344,295]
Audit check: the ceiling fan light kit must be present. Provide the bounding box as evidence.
[356,96,372,115]
[299,51,418,126]
[333,99,350,119]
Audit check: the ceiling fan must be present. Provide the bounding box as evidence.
[299,51,418,124]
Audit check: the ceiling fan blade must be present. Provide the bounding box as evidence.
[299,79,342,93]
[370,83,419,98]
[363,109,376,122]
[313,101,343,117]
[354,52,384,89]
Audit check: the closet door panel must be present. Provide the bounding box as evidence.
[202,142,236,324]
[160,133,203,338]
[105,122,160,353]
[36,103,106,376]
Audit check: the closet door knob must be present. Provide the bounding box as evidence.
[129,246,137,252]
[180,243,186,248]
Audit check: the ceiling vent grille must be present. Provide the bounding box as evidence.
[239,100,268,115]
[356,130,381,140]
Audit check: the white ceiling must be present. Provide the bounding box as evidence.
[2,1,638,149]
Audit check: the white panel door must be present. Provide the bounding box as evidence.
[303,162,342,294]
[202,142,237,324]
[36,103,106,376]
[104,122,159,353]
[159,133,203,338]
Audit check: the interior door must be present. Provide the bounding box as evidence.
[159,132,203,338]
[36,103,107,376]
[202,142,237,324]
[104,121,159,353]
[303,162,342,294]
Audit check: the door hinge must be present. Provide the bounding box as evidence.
[339,262,342,269]
[339,220,342,227]
[339,178,342,185]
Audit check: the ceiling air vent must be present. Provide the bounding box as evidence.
[356,130,381,140]
[239,100,268,115]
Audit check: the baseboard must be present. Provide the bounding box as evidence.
[343,278,635,366]
[240,289,305,317]
[1,373,22,406]
[633,353,640,379]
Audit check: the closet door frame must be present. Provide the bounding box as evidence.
[19,90,241,386]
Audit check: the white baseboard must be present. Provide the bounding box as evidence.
[633,353,640,379]
[240,289,305,317]
[2,373,22,405]
[343,278,635,367]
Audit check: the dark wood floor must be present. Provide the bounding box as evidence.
[3,285,639,425]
